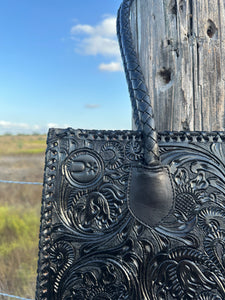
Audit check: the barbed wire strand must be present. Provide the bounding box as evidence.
[0,292,34,300]
[0,179,42,185]
[0,144,43,299]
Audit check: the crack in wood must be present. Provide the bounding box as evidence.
[171,0,177,15]
[189,0,193,37]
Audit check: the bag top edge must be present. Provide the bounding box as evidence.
[46,128,225,144]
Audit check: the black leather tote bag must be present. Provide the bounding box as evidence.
[36,0,225,299]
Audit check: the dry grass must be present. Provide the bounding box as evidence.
[0,134,46,156]
[0,183,43,207]
[0,154,45,183]
[0,135,47,299]
[0,205,40,298]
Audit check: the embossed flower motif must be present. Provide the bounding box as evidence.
[70,268,128,300]
[148,247,224,300]
[174,168,215,217]
[69,191,112,232]
[50,241,75,271]
[157,168,216,237]
[125,140,143,161]
[198,207,225,235]
[100,142,124,169]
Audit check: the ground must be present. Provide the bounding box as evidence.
[0,135,46,299]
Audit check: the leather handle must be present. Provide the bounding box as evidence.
[117,0,160,166]
[117,6,142,132]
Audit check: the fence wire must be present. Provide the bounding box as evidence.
[0,139,45,300]
[0,179,42,185]
[0,163,42,299]
[0,292,34,300]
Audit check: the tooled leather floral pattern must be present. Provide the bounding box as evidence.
[37,129,225,299]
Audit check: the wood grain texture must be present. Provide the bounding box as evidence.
[131,0,225,131]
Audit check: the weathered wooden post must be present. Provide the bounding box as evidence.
[130,0,225,131]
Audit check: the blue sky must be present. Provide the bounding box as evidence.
[0,0,131,134]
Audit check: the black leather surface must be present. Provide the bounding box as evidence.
[36,129,225,300]
[128,165,174,227]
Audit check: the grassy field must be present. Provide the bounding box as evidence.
[0,134,46,299]
[0,134,46,156]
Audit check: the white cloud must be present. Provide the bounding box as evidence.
[81,36,120,57]
[47,123,59,128]
[71,24,94,35]
[85,104,100,109]
[0,121,30,129]
[99,62,123,72]
[0,120,71,135]
[33,124,41,130]
[71,17,116,38]
[70,16,123,72]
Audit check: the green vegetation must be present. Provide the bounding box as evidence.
[0,135,45,298]
[0,134,46,156]
[0,205,40,297]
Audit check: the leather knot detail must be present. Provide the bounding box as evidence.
[127,165,174,227]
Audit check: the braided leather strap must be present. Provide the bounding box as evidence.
[117,6,142,131]
[117,0,160,165]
